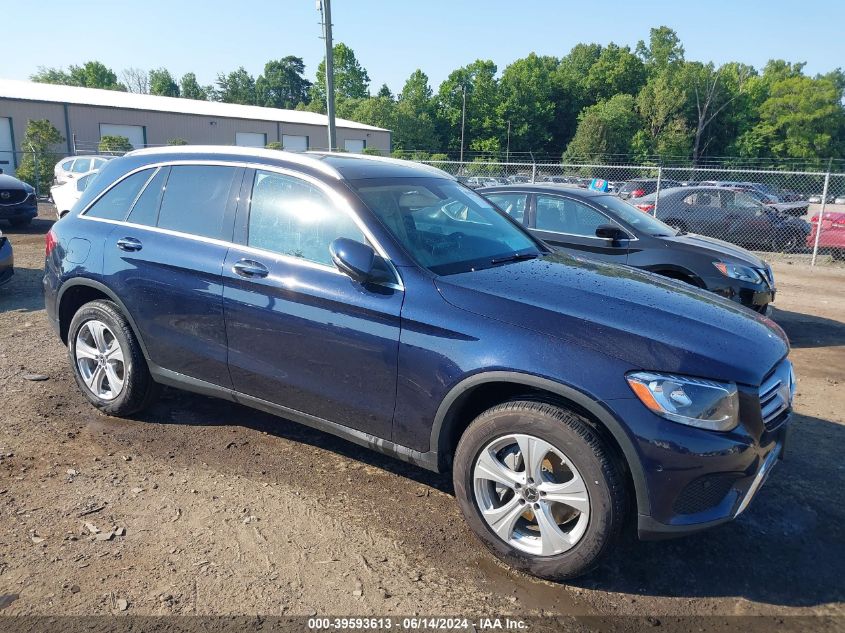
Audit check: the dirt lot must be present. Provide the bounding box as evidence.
[0,208,843,624]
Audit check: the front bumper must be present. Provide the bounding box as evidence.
[702,272,775,311]
[0,199,38,221]
[606,376,791,540]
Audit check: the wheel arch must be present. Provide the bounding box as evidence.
[57,279,151,360]
[431,371,650,516]
[649,265,705,288]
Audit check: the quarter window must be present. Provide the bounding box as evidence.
[127,168,167,226]
[535,195,610,237]
[85,169,154,221]
[247,170,365,266]
[156,165,238,240]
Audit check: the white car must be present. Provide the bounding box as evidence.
[54,155,112,185]
[51,170,98,218]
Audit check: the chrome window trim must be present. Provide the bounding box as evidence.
[78,159,404,291]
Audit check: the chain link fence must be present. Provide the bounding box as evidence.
[420,160,845,266]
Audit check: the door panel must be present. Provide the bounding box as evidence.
[223,168,402,439]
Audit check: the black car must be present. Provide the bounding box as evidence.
[634,186,811,252]
[0,229,12,286]
[618,178,682,200]
[0,172,38,227]
[480,184,777,312]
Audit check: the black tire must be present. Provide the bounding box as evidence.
[772,233,800,253]
[9,217,32,228]
[67,299,160,416]
[453,400,627,581]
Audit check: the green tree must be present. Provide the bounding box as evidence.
[215,67,256,104]
[310,43,371,111]
[341,96,397,135]
[635,73,689,159]
[497,54,560,153]
[552,43,602,147]
[436,59,500,153]
[393,69,438,151]
[376,84,393,99]
[585,43,646,101]
[742,74,845,160]
[32,61,125,90]
[265,141,284,150]
[180,73,209,100]
[167,138,189,145]
[256,57,311,109]
[16,119,65,194]
[636,26,685,72]
[98,135,134,153]
[149,68,180,97]
[563,94,641,162]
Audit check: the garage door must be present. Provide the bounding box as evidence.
[282,135,308,152]
[0,118,14,176]
[100,124,145,149]
[344,139,365,153]
[236,132,267,147]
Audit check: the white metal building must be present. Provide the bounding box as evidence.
[0,79,391,174]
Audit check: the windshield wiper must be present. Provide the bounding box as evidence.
[490,252,539,265]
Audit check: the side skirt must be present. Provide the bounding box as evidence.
[149,365,440,473]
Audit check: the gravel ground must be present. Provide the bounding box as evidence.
[0,208,842,626]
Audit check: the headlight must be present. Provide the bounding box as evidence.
[713,261,762,284]
[626,371,739,431]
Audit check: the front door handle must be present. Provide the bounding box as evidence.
[116,237,142,252]
[232,259,269,278]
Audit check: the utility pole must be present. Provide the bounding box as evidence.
[318,0,336,151]
[505,120,511,163]
[459,84,466,163]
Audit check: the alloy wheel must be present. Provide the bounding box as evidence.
[472,433,590,556]
[75,319,125,401]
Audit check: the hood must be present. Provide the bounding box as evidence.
[658,233,767,267]
[0,174,28,190]
[435,253,788,386]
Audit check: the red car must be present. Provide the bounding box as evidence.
[807,211,845,258]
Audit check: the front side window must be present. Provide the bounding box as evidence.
[485,193,527,223]
[85,169,154,221]
[683,190,722,208]
[248,170,365,266]
[351,177,540,275]
[591,195,676,237]
[535,195,610,237]
[156,165,238,240]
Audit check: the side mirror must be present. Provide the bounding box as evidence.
[330,237,375,283]
[595,224,629,241]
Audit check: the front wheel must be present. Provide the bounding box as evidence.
[453,400,628,580]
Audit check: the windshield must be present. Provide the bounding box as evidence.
[351,177,542,275]
[592,195,680,237]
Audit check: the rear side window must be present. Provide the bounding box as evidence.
[156,165,238,240]
[127,167,167,226]
[85,169,154,221]
[72,158,92,173]
[247,170,365,266]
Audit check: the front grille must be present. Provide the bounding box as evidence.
[674,474,739,515]
[0,189,28,205]
[759,361,793,430]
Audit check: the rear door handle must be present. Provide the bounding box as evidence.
[116,237,142,252]
[232,259,269,278]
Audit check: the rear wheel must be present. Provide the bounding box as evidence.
[68,300,160,416]
[453,400,627,580]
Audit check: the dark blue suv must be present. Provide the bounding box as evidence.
[44,147,794,580]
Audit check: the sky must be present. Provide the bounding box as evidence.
[2,0,844,93]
